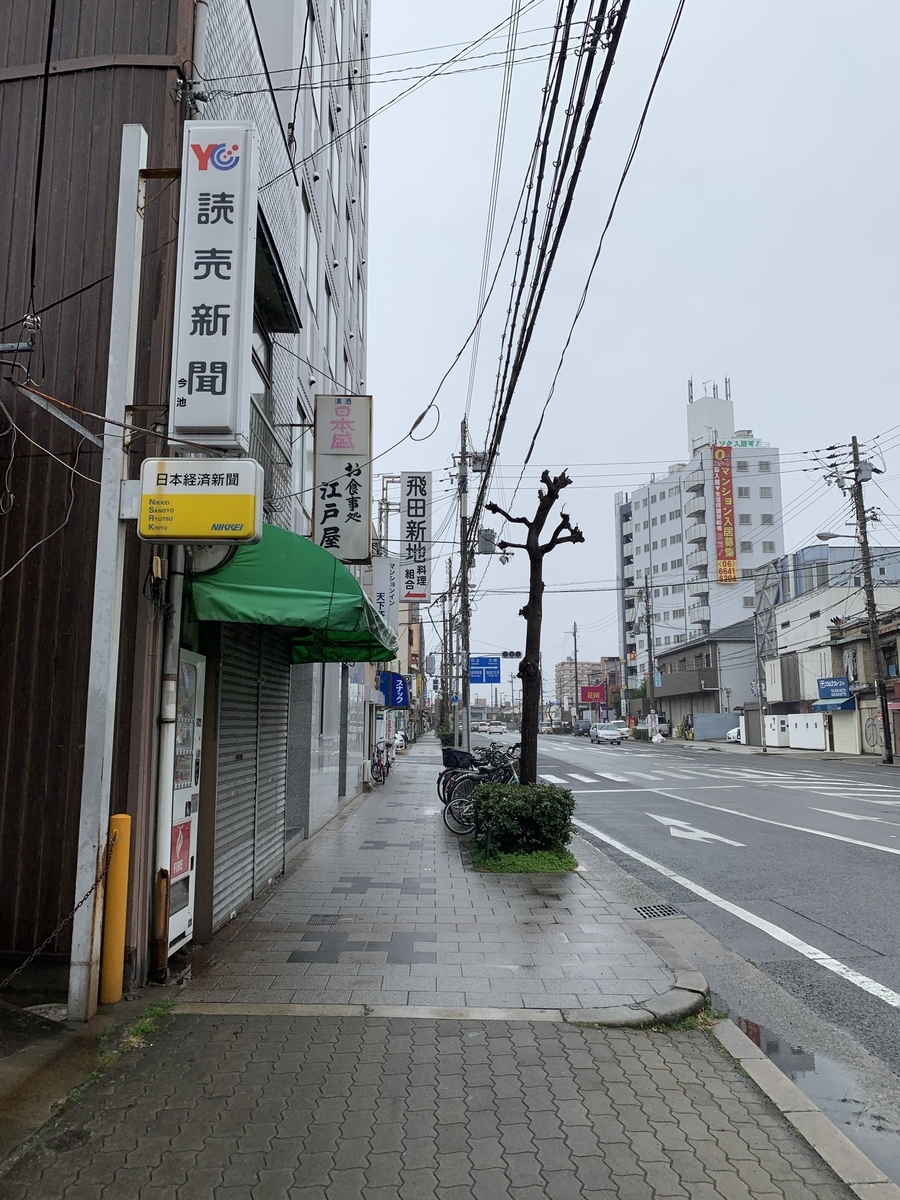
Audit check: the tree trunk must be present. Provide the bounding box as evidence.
[518,548,544,784]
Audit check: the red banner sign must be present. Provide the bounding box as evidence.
[581,683,606,704]
[712,445,737,583]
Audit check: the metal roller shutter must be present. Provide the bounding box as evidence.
[254,629,290,891]
[212,625,260,929]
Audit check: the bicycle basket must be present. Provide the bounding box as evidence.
[442,748,474,769]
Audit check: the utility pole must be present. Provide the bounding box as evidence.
[753,609,768,754]
[851,435,894,765]
[572,622,580,723]
[644,577,656,715]
[458,419,471,751]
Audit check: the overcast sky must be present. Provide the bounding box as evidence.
[365,1,900,697]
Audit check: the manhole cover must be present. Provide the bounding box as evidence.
[634,903,681,919]
[305,914,341,925]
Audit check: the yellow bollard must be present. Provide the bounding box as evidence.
[99,814,132,1006]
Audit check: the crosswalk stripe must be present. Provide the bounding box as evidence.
[628,772,665,781]
[539,774,568,784]
[568,773,599,783]
[596,772,629,783]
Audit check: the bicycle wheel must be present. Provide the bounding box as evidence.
[443,794,475,835]
[447,772,479,804]
[437,769,464,803]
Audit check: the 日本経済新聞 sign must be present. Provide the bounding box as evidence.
[168,122,259,452]
[400,471,432,601]
[137,457,263,543]
[313,394,373,563]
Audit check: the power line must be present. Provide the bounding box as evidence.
[513,0,686,496]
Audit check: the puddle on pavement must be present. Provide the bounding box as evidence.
[711,993,900,1183]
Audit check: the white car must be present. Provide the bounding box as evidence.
[488,722,506,734]
[726,726,742,743]
[590,723,622,745]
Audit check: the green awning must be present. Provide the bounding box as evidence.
[187,524,399,664]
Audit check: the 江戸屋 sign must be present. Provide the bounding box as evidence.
[168,122,259,451]
[313,395,373,563]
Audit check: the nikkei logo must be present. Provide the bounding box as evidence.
[191,142,240,171]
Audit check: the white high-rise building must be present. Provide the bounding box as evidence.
[614,383,784,693]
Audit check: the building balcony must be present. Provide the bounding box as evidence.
[621,520,633,539]
[686,522,708,544]
[688,580,710,601]
[684,494,706,520]
[655,666,718,698]
[689,604,711,623]
[683,468,705,492]
[624,586,637,601]
[622,554,634,567]
[685,549,708,571]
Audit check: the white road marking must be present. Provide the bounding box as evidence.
[595,772,630,783]
[811,808,900,828]
[570,786,741,794]
[646,814,744,846]
[572,817,900,1010]
[567,773,599,783]
[651,790,900,856]
[628,772,666,781]
[539,774,568,784]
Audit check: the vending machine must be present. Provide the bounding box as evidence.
[168,650,205,953]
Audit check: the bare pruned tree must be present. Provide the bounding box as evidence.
[486,470,585,784]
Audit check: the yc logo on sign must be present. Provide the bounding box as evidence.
[191,143,240,171]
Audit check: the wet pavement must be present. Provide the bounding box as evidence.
[178,740,678,1014]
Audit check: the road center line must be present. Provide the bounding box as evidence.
[649,790,900,856]
[572,817,900,1010]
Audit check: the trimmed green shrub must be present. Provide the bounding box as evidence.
[632,726,649,741]
[439,729,460,747]
[472,783,575,856]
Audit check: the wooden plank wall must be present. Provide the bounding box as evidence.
[0,0,191,965]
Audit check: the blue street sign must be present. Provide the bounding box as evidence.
[817,676,850,700]
[451,694,459,704]
[469,655,502,684]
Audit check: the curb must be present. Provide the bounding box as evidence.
[713,1018,900,1200]
[173,986,708,1028]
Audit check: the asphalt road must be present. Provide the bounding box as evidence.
[473,731,900,1180]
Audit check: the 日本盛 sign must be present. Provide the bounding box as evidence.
[168,122,259,452]
[313,394,373,563]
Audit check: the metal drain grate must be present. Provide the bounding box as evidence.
[305,914,341,925]
[634,903,681,919]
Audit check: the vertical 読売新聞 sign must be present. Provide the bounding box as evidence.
[168,123,260,451]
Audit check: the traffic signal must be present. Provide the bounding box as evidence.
[501,650,522,658]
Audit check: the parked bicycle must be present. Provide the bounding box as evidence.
[370,743,390,785]
[441,744,520,835]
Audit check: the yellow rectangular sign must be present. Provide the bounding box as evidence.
[138,458,263,543]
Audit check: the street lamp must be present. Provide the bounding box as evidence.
[818,499,893,765]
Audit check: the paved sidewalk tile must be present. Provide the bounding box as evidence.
[181,739,675,1012]
[0,1015,856,1200]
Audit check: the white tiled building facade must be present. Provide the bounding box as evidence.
[615,389,785,692]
